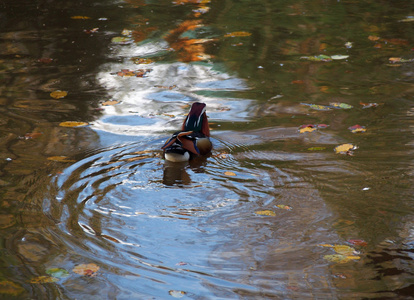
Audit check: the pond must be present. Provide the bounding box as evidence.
[1,0,414,298]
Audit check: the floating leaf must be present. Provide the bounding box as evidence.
[347,239,368,247]
[116,69,151,77]
[291,80,304,84]
[276,205,292,210]
[47,156,76,163]
[348,125,366,133]
[317,124,329,128]
[344,42,353,48]
[224,171,236,176]
[162,113,175,118]
[72,263,100,277]
[29,276,59,284]
[255,210,276,216]
[333,245,357,256]
[308,147,326,151]
[169,290,186,298]
[331,55,349,60]
[131,57,154,64]
[46,268,70,278]
[101,100,120,106]
[323,254,360,264]
[301,103,332,111]
[224,31,252,37]
[37,58,54,63]
[84,28,99,34]
[0,280,24,295]
[360,102,381,109]
[368,35,380,41]
[389,57,414,63]
[121,29,133,36]
[71,16,91,19]
[330,102,353,109]
[50,90,68,99]
[111,36,133,44]
[334,143,357,155]
[400,16,414,22]
[59,121,89,127]
[299,126,317,133]
[23,132,43,139]
[300,55,331,62]
[154,85,177,90]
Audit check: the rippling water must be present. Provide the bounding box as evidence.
[1,0,414,299]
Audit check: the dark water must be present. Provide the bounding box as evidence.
[1,0,414,298]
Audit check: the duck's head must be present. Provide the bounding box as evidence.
[182,102,210,136]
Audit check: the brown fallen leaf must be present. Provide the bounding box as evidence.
[72,263,100,277]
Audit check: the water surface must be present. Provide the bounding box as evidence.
[1,0,414,298]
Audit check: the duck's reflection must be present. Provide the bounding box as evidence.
[162,155,209,186]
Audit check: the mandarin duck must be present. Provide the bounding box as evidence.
[162,102,212,162]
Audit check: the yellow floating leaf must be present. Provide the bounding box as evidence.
[299,127,317,133]
[101,100,120,106]
[255,210,276,216]
[72,263,100,277]
[224,171,236,176]
[59,121,89,127]
[71,16,91,19]
[47,156,76,163]
[307,147,326,151]
[0,280,24,295]
[318,244,334,248]
[345,255,361,260]
[333,245,357,256]
[29,276,59,284]
[50,90,68,99]
[334,143,357,155]
[324,254,360,264]
[224,31,252,37]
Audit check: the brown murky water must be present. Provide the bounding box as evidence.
[1,0,414,298]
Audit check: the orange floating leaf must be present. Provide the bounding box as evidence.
[59,121,89,127]
[23,132,43,139]
[224,31,252,37]
[47,156,76,163]
[71,16,91,19]
[368,35,380,41]
[276,204,292,210]
[50,90,68,99]
[224,171,236,176]
[72,263,100,277]
[101,100,120,106]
